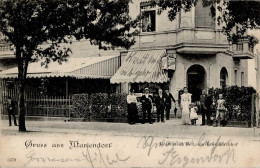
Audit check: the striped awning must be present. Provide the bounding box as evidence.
[110,49,168,84]
[0,56,120,79]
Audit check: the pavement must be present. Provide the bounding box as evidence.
[1,115,260,139]
[1,115,260,168]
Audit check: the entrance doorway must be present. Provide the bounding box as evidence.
[187,64,206,102]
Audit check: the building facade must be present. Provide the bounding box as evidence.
[0,32,16,72]
[111,0,254,102]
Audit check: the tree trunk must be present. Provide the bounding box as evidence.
[18,78,26,132]
[16,48,29,132]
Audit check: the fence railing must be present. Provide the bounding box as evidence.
[0,96,72,118]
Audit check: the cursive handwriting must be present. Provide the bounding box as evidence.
[137,136,159,156]
[82,146,131,168]
[24,150,83,166]
[158,146,235,168]
[24,147,130,168]
[138,134,237,167]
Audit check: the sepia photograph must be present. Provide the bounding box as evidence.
[0,0,260,167]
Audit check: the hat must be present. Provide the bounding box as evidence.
[130,88,135,92]
[144,88,149,91]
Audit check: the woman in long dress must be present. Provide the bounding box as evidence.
[181,87,192,125]
[127,88,138,124]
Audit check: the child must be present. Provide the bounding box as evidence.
[215,94,226,127]
[190,103,198,125]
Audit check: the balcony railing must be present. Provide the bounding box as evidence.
[0,43,14,58]
[232,43,254,59]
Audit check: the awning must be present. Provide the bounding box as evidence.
[0,56,120,79]
[110,49,168,83]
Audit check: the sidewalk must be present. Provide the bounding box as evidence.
[1,116,260,139]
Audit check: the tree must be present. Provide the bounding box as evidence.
[154,0,260,44]
[0,0,138,132]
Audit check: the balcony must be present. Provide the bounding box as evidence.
[231,42,254,59]
[136,28,230,54]
[0,43,15,59]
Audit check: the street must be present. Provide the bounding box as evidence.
[1,116,260,138]
[1,117,260,168]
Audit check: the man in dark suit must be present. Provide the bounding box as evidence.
[140,88,153,124]
[164,86,176,120]
[200,90,212,125]
[7,96,17,126]
[155,88,165,122]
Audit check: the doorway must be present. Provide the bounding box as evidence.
[187,64,206,102]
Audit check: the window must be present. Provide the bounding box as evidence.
[142,10,156,32]
[236,43,243,51]
[0,44,10,52]
[140,2,156,32]
[241,72,244,86]
[220,68,228,89]
[195,0,215,28]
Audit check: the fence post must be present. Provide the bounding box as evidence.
[251,93,255,127]
[68,95,71,118]
[256,93,259,128]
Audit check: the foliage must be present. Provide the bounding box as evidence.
[0,0,138,131]
[208,86,256,122]
[109,93,128,119]
[155,0,197,21]
[70,93,129,120]
[89,93,109,119]
[39,78,48,96]
[155,0,260,45]
[70,94,89,118]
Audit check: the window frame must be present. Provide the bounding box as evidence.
[140,3,157,33]
[194,0,215,29]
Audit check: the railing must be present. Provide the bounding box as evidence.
[0,96,72,118]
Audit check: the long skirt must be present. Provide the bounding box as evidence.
[182,107,191,125]
[128,103,138,124]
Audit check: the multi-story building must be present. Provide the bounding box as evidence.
[0,32,16,72]
[111,0,255,102]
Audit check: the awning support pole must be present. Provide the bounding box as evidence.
[66,78,69,97]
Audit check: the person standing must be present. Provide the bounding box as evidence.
[215,94,226,127]
[127,88,138,124]
[180,87,192,125]
[200,90,212,125]
[190,103,198,125]
[141,88,153,124]
[7,96,17,126]
[155,88,165,122]
[164,86,176,120]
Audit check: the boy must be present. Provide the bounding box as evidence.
[215,94,226,127]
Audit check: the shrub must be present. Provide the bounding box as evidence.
[70,94,89,118]
[208,86,256,122]
[89,93,109,119]
[109,93,128,119]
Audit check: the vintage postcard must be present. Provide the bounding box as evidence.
[0,0,260,167]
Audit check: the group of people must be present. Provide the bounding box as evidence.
[180,87,227,126]
[127,86,227,127]
[127,87,176,124]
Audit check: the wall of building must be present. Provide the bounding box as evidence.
[167,51,248,101]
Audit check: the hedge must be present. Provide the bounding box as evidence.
[70,93,128,119]
[208,86,256,123]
